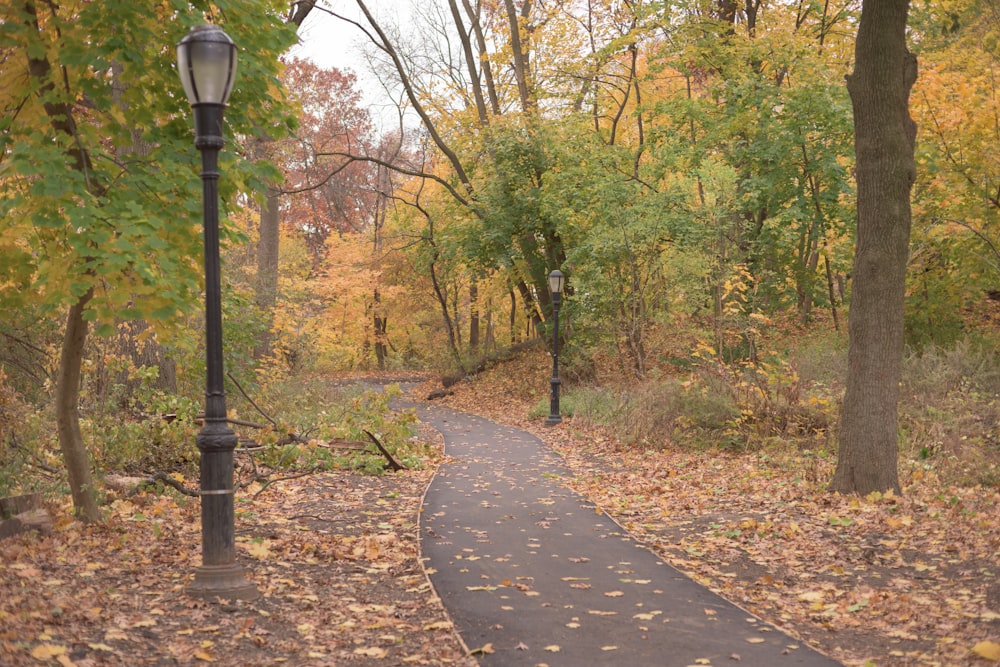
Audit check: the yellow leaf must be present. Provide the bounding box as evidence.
[31,644,67,659]
[468,643,494,655]
[746,637,766,644]
[604,591,624,597]
[601,646,619,651]
[972,641,1000,662]
[88,643,115,652]
[422,621,452,631]
[246,541,271,560]
[194,650,214,662]
[354,647,389,658]
[544,645,561,652]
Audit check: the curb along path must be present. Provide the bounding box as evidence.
[410,402,843,666]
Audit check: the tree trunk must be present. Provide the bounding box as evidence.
[469,280,480,353]
[373,288,387,371]
[509,287,518,344]
[503,0,533,111]
[55,289,101,523]
[255,187,280,360]
[832,0,916,495]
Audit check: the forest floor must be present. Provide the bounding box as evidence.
[1,357,998,666]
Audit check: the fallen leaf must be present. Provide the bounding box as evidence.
[422,621,452,631]
[193,650,214,662]
[604,590,624,597]
[972,641,1000,662]
[468,643,495,655]
[354,647,389,658]
[31,645,67,660]
[544,644,561,652]
[601,645,619,651]
[746,637,766,644]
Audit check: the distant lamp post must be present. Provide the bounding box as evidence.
[545,270,565,427]
[177,24,257,600]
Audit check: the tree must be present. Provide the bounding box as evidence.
[832,0,918,495]
[0,1,297,519]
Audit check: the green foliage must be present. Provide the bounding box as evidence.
[247,381,422,476]
[0,0,297,335]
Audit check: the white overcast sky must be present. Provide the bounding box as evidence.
[287,2,416,131]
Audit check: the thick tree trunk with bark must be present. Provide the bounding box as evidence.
[832,0,916,495]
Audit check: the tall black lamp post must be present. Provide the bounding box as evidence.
[545,270,565,426]
[177,24,257,600]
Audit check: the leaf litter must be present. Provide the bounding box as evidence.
[0,423,475,667]
[427,355,1000,667]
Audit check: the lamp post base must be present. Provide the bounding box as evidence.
[544,414,562,426]
[186,563,259,600]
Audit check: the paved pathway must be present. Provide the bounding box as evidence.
[411,403,843,666]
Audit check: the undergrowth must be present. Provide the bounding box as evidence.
[0,369,424,503]
[553,333,1000,488]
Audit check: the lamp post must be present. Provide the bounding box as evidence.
[177,24,257,600]
[545,270,565,427]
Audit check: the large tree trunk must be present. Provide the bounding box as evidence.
[55,289,101,523]
[832,0,916,495]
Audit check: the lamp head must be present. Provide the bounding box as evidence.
[177,24,237,107]
[548,270,564,298]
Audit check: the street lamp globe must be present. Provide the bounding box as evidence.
[177,24,237,107]
[548,269,564,299]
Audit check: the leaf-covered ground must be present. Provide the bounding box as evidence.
[432,353,1000,667]
[0,424,475,667]
[3,365,999,666]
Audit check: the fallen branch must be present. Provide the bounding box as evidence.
[227,371,278,428]
[439,337,543,389]
[363,430,406,471]
[105,472,200,497]
[251,468,322,499]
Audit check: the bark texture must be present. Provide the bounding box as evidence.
[832,0,917,495]
[56,290,101,522]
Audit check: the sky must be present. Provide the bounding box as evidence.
[288,1,416,131]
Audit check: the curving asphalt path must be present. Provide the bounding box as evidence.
[408,402,843,666]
